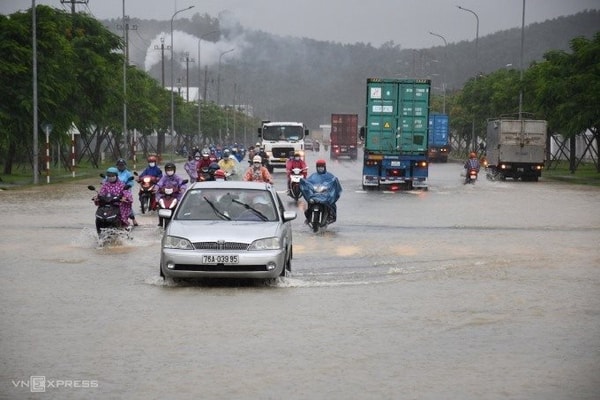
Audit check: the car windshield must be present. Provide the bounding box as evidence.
[262,125,304,141]
[175,188,278,222]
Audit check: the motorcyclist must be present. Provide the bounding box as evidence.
[256,146,269,167]
[115,158,138,226]
[302,159,342,223]
[156,163,187,226]
[243,155,273,183]
[464,151,481,182]
[139,155,163,180]
[285,151,307,192]
[137,155,162,206]
[184,154,199,182]
[465,151,481,171]
[218,149,240,180]
[196,149,213,178]
[96,167,133,228]
[156,163,187,200]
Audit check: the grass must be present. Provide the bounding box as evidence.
[543,161,600,186]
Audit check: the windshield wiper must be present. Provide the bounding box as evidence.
[203,196,231,220]
[232,199,268,221]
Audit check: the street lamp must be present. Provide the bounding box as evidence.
[170,5,194,142]
[217,48,235,106]
[197,30,220,141]
[457,5,480,152]
[429,31,447,114]
[457,5,479,73]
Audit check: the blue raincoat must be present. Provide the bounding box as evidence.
[299,171,342,218]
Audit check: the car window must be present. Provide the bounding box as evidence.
[176,188,278,222]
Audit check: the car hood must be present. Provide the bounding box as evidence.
[167,220,283,242]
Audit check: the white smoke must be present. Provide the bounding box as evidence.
[144,29,247,72]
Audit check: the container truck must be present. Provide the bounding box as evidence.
[330,113,358,160]
[257,121,309,171]
[485,118,547,181]
[427,113,450,162]
[361,78,431,191]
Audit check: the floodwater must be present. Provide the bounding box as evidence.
[1,152,599,399]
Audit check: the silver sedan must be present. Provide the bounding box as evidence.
[159,181,296,280]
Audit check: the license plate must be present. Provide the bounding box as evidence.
[202,255,239,264]
[291,176,302,182]
[390,161,401,166]
[470,174,477,179]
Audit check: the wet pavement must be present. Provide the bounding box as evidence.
[1,152,599,399]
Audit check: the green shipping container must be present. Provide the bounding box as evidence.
[365,78,431,154]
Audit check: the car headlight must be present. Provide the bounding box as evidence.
[248,237,281,251]
[163,235,194,250]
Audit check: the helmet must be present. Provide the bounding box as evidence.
[202,150,210,158]
[147,155,157,163]
[223,149,231,158]
[165,162,176,172]
[253,155,262,164]
[294,152,301,157]
[106,167,119,176]
[469,152,477,159]
[209,162,220,171]
[316,159,327,173]
[116,158,126,166]
[214,169,226,180]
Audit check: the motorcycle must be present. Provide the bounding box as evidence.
[88,185,130,242]
[465,168,479,184]
[299,180,338,233]
[287,167,307,201]
[137,175,158,213]
[157,179,188,229]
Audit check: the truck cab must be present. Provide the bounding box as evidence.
[258,121,309,171]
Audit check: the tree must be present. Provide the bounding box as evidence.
[527,33,600,171]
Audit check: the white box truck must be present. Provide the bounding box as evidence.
[485,118,547,181]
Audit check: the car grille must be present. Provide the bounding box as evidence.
[192,241,249,250]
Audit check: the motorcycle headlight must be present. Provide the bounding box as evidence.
[163,236,194,250]
[248,237,281,251]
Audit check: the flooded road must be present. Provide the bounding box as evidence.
[1,152,599,399]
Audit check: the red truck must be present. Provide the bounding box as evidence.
[330,113,358,160]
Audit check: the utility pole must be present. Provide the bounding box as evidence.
[181,52,195,102]
[118,12,137,160]
[60,0,88,14]
[154,37,170,88]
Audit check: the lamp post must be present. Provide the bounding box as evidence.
[170,5,194,142]
[457,5,480,152]
[457,5,479,73]
[429,31,447,114]
[217,48,235,106]
[518,0,526,119]
[197,30,220,142]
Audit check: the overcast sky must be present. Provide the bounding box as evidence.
[2,0,599,49]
